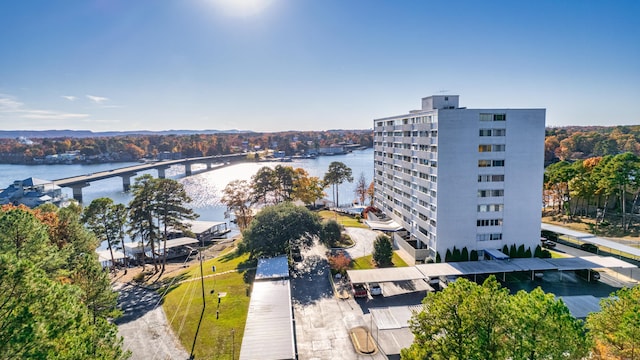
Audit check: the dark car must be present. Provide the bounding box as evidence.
[541,240,556,249]
[352,283,367,298]
[580,243,599,253]
[575,269,600,281]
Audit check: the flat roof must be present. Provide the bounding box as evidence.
[255,255,290,280]
[414,263,464,278]
[96,249,126,262]
[123,237,199,254]
[239,280,295,360]
[177,220,227,235]
[349,256,636,286]
[558,295,602,319]
[484,248,510,260]
[545,256,637,271]
[542,223,640,258]
[346,267,425,284]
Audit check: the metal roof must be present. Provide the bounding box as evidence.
[182,220,227,235]
[239,279,295,360]
[96,249,126,262]
[542,223,640,258]
[545,256,637,271]
[558,295,602,319]
[510,258,558,271]
[123,237,199,254]
[346,266,425,284]
[255,255,289,280]
[414,263,464,278]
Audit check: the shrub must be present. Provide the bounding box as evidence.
[461,247,469,262]
[470,250,478,261]
[328,251,351,273]
[373,234,393,267]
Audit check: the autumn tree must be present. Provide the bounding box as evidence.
[221,179,254,230]
[587,285,640,360]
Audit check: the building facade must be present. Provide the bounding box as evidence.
[373,95,545,262]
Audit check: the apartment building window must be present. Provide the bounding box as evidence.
[478,160,492,167]
[477,219,503,227]
[493,144,505,152]
[376,121,383,127]
[479,129,492,136]
[478,174,505,182]
[493,129,506,136]
[477,204,504,212]
[492,160,505,167]
[478,189,504,197]
[480,113,507,121]
[476,233,503,241]
[478,145,492,152]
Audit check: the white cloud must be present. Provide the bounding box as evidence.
[86,94,109,104]
[0,96,24,111]
[20,110,89,120]
[62,95,77,101]
[0,94,89,120]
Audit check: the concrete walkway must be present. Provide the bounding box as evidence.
[115,282,189,360]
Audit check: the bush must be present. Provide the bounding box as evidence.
[470,250,478,261]
[328,251,351,273]
[373,234,393,267]
[132,272,146,283]
[461,247,469,262]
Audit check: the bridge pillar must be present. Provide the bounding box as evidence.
[185,163,192,176]
[157,166,169,179]
[70,184,89,203]
[121,173,137,192]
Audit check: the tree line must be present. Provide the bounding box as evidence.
[545,152,640,232]
[0,204,128,359]
[403,276,640,360]
[546,125,640,165]
[0,130,373,164]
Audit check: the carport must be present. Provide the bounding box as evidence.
[510,258,558,280]
[346,267,432,295]
[545,256,637,281]
[542,223,640,261]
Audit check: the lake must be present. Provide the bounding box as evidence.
[0,149,374,241]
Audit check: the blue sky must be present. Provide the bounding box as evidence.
[0,0,638,132]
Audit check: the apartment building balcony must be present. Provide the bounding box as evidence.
[393,231,430,263]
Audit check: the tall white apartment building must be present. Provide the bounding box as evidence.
[373,95,545,262]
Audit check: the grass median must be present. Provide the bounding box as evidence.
[161,247,255,359]
[318,210,368,228]
[351,251,409,269]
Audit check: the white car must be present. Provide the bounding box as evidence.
[368,282,382,296]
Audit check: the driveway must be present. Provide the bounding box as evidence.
[115,283,189,360]
[343,227,382,260]
[292,241,388,360]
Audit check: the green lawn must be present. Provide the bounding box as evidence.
[351,251,409,270]
[162,248,254,359]
[318,210,368,228]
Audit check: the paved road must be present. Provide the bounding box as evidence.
[115,283,189,360]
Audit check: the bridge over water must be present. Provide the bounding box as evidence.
[53,153,247,202]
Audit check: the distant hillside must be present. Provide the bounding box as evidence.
[0,129,252,139]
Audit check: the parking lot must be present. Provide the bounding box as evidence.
[290,230,638,359]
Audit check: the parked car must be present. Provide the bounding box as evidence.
[575,269,600,281]
[580,243,599,253]
[367,282,382,296]
[541,240,557,249]
[352,283,367,298]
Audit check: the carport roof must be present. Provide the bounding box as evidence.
[542,223,640,258]
[346,267,425,284]
[510,258,558,271]
[545,256,637,270]
[414,263,463,278]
